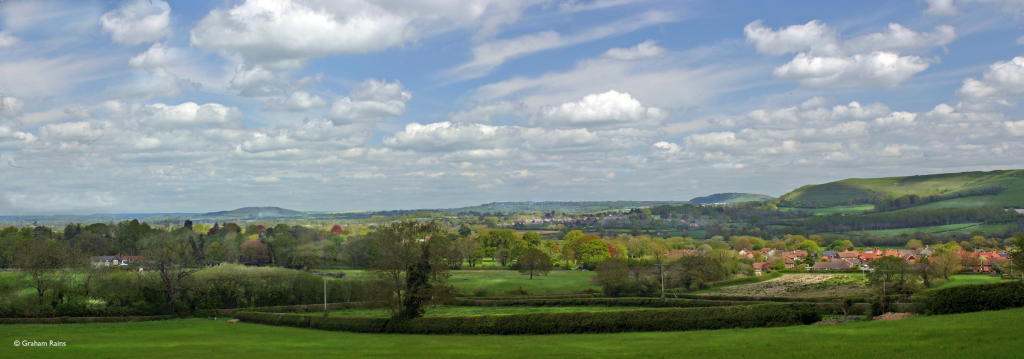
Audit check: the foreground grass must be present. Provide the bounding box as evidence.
[925,274,1007,291]
[2,308,1023,358]
[302,306,649,318]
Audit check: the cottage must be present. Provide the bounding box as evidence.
[91,256,122,267]
[753,262,772,273]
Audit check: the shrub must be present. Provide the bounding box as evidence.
[917,281,1024,315]
[236,303,821,334]
[471,287,489,297]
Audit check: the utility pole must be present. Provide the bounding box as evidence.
[654,263,667,299]
[323,274,328,317]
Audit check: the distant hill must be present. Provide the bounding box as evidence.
[451,201,690,214]
[688,193,774,204]
[200,207,304,218]
[775,169,1024,210]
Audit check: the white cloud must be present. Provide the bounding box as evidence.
[291,73,324,90]
[449,101,521,124]
[447,11,673,79]
[746,20,955,88]
[0,97,26,119]
[957,56,1024,111]
[326,79,412,125]
[190,0,546,70]
[129,43,178,70]
[229,64,286,97]
[924,0,958,15]
[534,90,667,130]
[100,0,172,45]
[0,30,20,48]
[132,102,243,129]
[773,51,931,88]
[744,20,836,56]
[262,91,329,111]
[384,121,526,152]
[602,40,665,60]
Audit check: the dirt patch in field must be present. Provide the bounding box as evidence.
[872,312,917,321]
[698,274,870,298]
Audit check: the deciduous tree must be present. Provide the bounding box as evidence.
[518,248,552,279]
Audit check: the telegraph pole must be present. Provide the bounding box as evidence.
[654,263,667,299]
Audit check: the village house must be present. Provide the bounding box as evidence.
[91,256,122,267]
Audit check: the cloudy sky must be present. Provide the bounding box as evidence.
[0,0,1023,214]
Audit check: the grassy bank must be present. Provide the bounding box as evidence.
[2,308,1023,358]
[925,274,1007,291]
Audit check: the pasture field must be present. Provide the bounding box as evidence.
[853,223,982,237]
[925,275,1007,291]
[2,308,1023,358]
[300,306,649,318]
[780,205,875,216]
[697,274,869,298]
[325,269,598,296]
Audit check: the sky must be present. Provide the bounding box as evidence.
[1,0,1024,215]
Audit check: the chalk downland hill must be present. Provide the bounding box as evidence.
[200,207,304,219]
[775,169,1024,210]
[689,193,775,204]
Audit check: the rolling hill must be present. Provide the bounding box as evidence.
[689,193,774,204]
[775,169,1024,210]
[200,207,304,218]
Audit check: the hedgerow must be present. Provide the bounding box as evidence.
[450,297,759,308]
[917,281,1024,315]
[235,303,821,334]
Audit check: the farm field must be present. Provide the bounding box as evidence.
[925,275,1007,291]
[2,308,1023,358]
[326,269,598,296]
[698,274,869,298]
[780,205,875,216]
[300,306,649,318]
[851,223,983,237]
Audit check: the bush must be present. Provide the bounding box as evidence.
[236,303,821,334]
[505,286,529,296]
[471,287,489,297]
[917,281,1024,315]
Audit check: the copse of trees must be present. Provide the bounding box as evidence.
[803,207,1020,233]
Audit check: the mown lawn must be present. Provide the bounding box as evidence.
[2,308,1023,358]
[925,274,1007,291]
[300,306,649,318]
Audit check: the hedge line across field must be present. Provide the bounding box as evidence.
[235,303,822,335]
[0,315,175,325]
[451,297,762,308]
[917,281,1024,315]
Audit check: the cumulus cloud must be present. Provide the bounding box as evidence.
[190,0,545,70]
[602,39,665,60]
[131,102,243,129]
[534,90,667,130]
[129,43,178,70]
[0,30,20,48]
[0,97,26,120]
[384,121,526,152]
[262,91,329,112]
[229,64,286,97]
[746,20,955,88]
[924,0,958,15]
[957,56,1024,111]
[100,0,172,45]
[449,101,521,124]
[326,79,411,125]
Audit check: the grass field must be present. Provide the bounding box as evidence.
[925,274,1007,291]
[302,306,649,318]
[698,274,869,298]
[854,223,983,237]
[2,308,1023,358]
[329,269,597,296]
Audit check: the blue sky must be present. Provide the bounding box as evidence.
[1,0,1023,214]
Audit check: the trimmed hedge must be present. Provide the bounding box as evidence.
[451,297,761,308]
[0,315,175,325]
[236,303,821,334]
[917,281,1024,315]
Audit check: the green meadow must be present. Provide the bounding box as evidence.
[2,308,1022,358]
[327,269,598,296]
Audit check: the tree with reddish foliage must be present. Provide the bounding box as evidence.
[208,223,220,236]
[256,224,266,231]
[607,243,617,257]
[330,225,344,234]
[240,239,270,264]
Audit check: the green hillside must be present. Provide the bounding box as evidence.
[775,169,1024,210]
[200,207,304,218]
[689,193,774,204]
